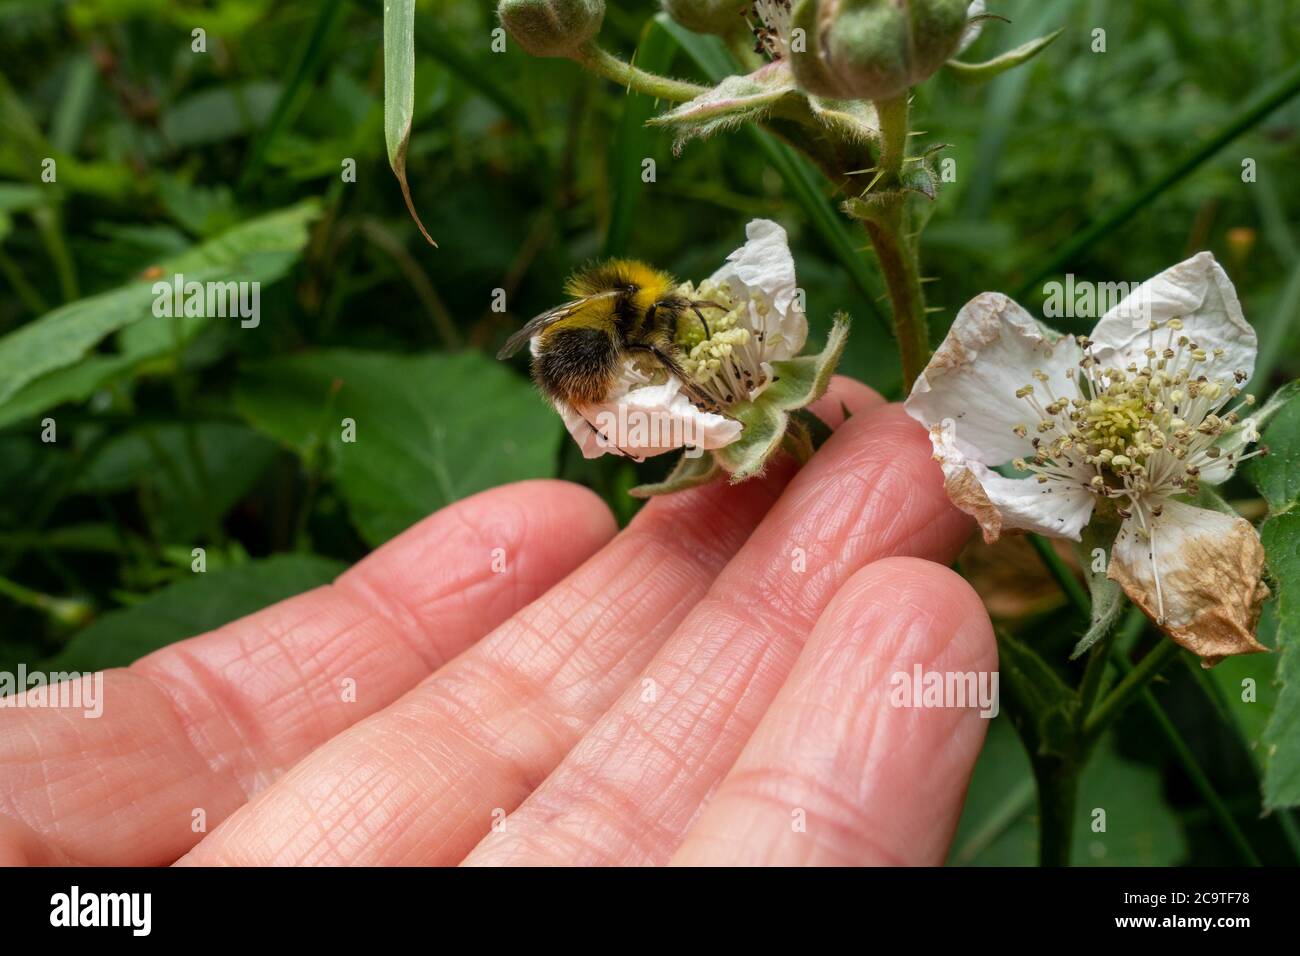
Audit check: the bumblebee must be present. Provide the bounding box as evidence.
[497,259,720,409]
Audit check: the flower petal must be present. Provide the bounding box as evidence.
[709,218,808,361]
[1089,252,1257,384]
[558,376,742,460]
[906,292,1083,465]
[927,418,1095,543]
[1108,500,1270,666]
[959,0,987,53]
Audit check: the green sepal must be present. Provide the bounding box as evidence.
[900,163,938,200]
[649,61,797,154]
[628,449,720,498]
[945,28,1064,83]
[1070,515,1126,659]
[713,399,786,481]
[763,313,851,411]
[805,96,880,145]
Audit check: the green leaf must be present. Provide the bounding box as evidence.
[45,555,345,672]
[383,0,436,246]
[0,200,319,411]
[945,28,1064,84]
[629,450,720,498]
[1249,380,1300,513]
[1250,384,1300,807]
[77,424,277,543]
[234,350,562,546]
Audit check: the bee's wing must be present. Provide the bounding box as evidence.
[495,291,620,360]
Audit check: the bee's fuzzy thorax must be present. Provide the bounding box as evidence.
[566,259,677,320]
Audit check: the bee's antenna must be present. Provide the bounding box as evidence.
[690,299,727,340]
[691,305,711,339]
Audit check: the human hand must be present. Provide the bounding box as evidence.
[0,378,993,866]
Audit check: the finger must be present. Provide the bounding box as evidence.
[671,557,996,866]
[463,403,974,866]
[178,378,882,866]
[0,480,616,866]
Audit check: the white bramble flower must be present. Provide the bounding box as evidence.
[905,253,1272,665]
[543,219,846,496]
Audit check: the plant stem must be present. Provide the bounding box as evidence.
[858,94,930,390]
[1034,758,1079,866]
[862,212,929,389]
[1028,533,1089,614]
[874,94,910,185]
[1078,605,1145,721]
[1083,639,1180,739]
[575,44,706,103]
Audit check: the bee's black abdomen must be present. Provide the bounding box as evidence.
[534,325,621,407]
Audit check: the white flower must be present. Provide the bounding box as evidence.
[552,218,808,461]
[752,0,795,60]
[906,253,1270,664]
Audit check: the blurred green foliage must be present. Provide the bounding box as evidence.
[1,0,1299,864]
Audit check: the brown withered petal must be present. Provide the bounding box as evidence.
[946,465,1005,544]
[1108,500,1270,667]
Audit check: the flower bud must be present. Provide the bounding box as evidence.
[498,0,605,59]
[791,0,972,101]
[661,0,747,37]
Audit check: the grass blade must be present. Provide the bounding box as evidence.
[604,18,677,256]
[1016,57,1300,299]
[382,0,436,246]
[239,0,346,191]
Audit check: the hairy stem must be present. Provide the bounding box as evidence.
[862,210,929,390]
[575,44,706,103]
[857,94,930,390]
[874,94,910,185]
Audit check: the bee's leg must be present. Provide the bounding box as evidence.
[582,415,644,463]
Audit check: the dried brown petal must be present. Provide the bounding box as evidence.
[1108,500,1269,667]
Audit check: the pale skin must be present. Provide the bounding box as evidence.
[0,378,995,867]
